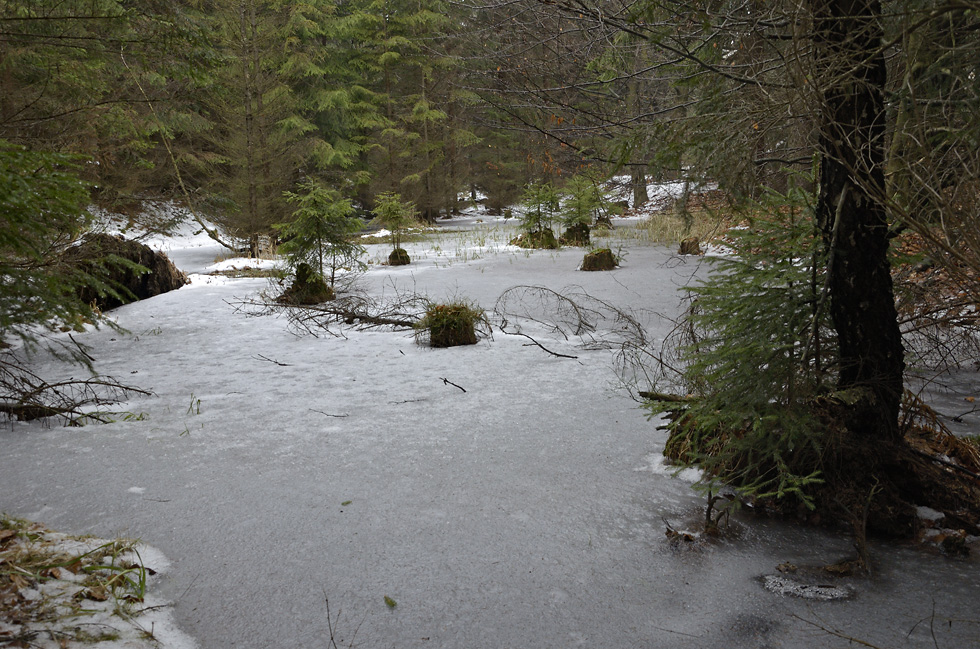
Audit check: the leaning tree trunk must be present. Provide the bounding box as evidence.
[811,0,905,440]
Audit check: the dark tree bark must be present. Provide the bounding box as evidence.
[811,0,905,439]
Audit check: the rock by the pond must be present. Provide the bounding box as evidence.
[64,233,188,311]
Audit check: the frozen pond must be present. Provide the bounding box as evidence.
[2,215,978,648]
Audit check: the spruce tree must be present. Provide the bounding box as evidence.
[199,0,339,254]
[278,182,365,288]
[370,192,419,261]
[652,179,834,508]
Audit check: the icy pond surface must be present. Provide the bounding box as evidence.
[2,213,978,649]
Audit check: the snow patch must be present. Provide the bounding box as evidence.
[206,256,279,273]
[916,506,945,523]
[761,575,854,600]
[636,453,703,483]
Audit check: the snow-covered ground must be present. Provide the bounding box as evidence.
[2,208,979,649]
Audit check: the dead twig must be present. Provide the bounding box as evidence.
[68,333,96,364]
[493,285,646,350]
[441,378,466,393]
[638,391,693,403]
[323,593,361,649]
[0,353,150,425]
[311,409,349,418]
[254,354,290,367]
[229,292,424,338]
[906,600,941,649]
[500,326,578,359]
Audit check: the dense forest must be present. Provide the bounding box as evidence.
[3,0,980,544]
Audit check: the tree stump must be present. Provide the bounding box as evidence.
[595,214,613,229]
[581,248,617,271]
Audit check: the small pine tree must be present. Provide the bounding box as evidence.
[370,192,420,253]
[651,175,836,509]
[277,181,365,288]
[560,173,610,229]
[520,181,559,234]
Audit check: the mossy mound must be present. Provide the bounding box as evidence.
[509,229,558,249]
[63,233,188,311]
[388,248,411,266]
[415,302,488,348]
[560,222,591,247]
[279,263,334,305]
[581,248,617,271]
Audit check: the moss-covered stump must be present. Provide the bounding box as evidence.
[509,229,558,249]
[415,302,487,348]
[581,248,617,271]
[63,233,188,311]
[560,222,591,247]
[388,248,411,265]
[279,263,334,305]
[678,236,702,255]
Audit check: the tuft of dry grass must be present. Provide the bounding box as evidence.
[0,516,158,647]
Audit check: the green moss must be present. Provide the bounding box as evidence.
[509,229,558,249]
[279,262,335,304]
[415,301,488,348]
[581,248,616,271]
[388,247,411,266]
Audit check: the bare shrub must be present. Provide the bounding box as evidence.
[493,285,645,350]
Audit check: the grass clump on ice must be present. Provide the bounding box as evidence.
[414,301,490,348]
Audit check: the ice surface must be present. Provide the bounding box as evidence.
[2,212,978,649]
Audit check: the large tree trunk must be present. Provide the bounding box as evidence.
[811,0,904,439]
